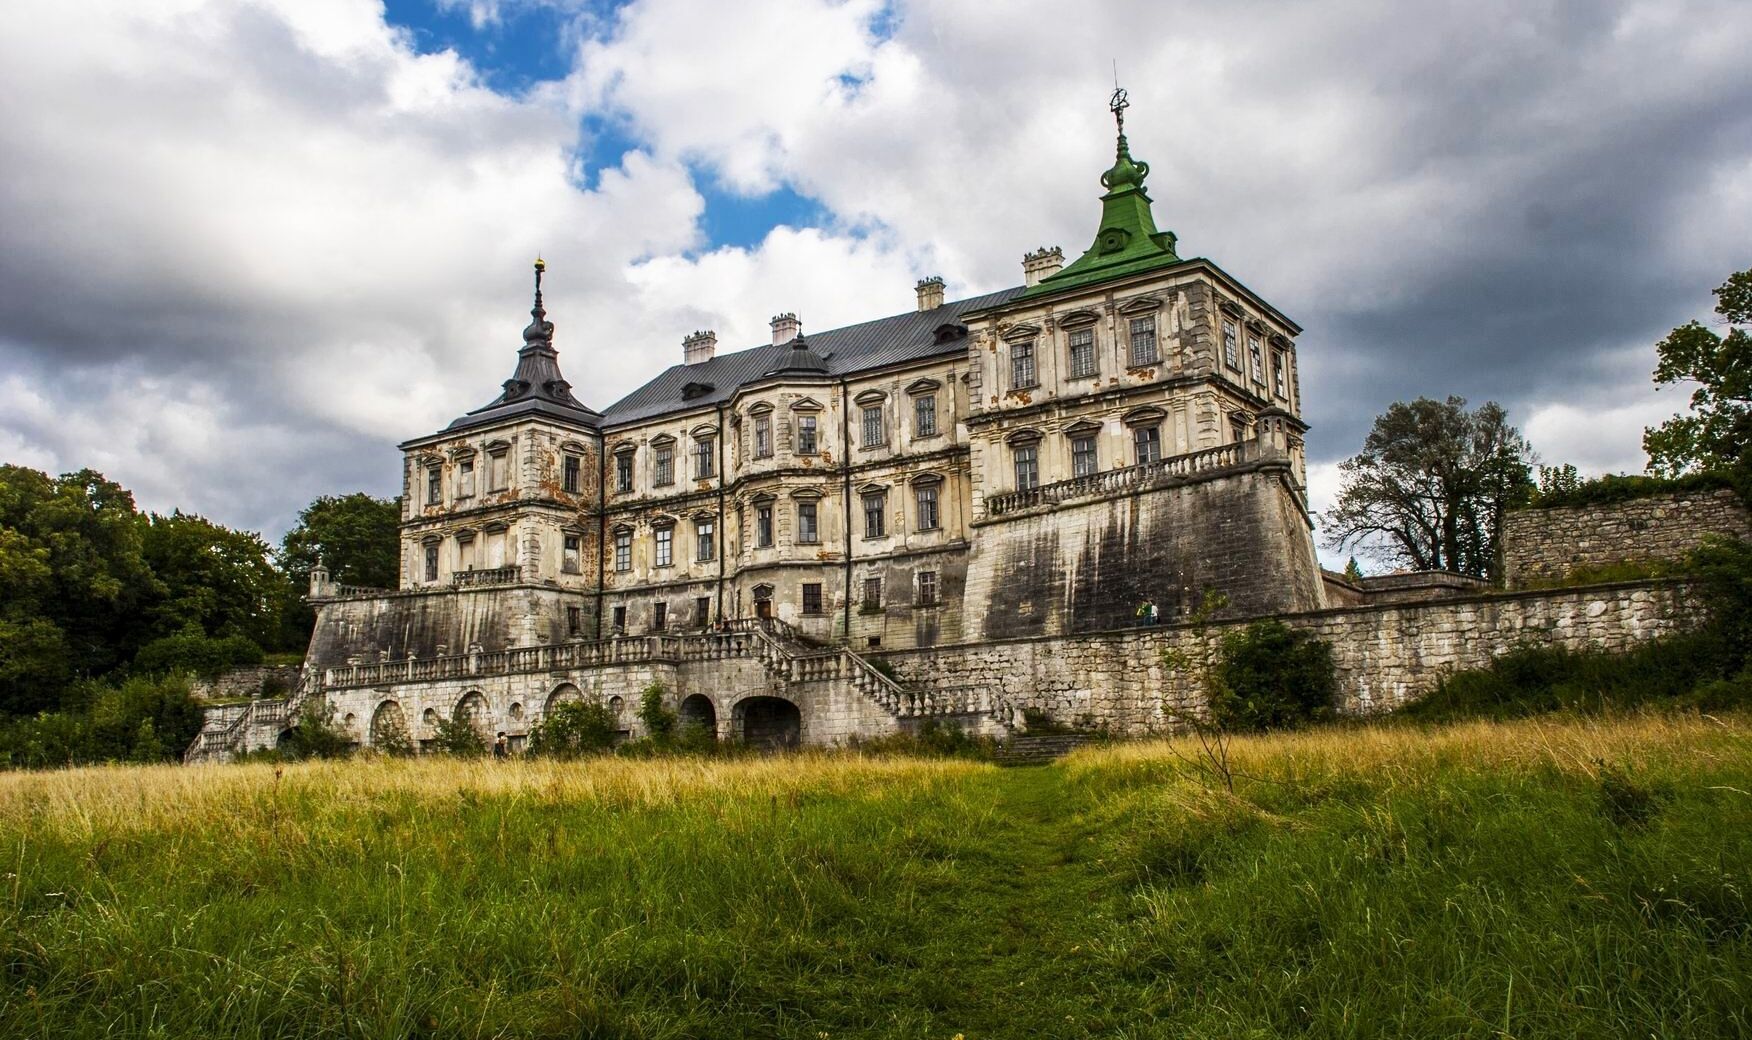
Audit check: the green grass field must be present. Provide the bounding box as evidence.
[3,714,1749,1038]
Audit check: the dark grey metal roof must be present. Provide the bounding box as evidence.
[600,286,1024,427]
[443,289,603,436]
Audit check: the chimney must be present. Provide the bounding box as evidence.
[683,329,717,365]
[1022,246,1064,287]
[770,312,801,345]
[915,276,945,312]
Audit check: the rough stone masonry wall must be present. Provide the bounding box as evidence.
[1503,489,1751,589]
[875,580,1702,733]
[189,665,302,702]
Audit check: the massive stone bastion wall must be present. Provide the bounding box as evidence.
[1503,488,1751,589]
[874,580,1702,734]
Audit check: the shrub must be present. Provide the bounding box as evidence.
[855,718,995,759]
[528,700,617,758]
[430,714,488,757]
[279,700,354,760]
[134,630,264,680]
[1210,620,1337,732]
[1524,469,1741,510]
[0,674,202,768]
[637,683,676,741]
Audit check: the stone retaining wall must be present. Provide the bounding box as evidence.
[190,665,302,702]
[1503,489,1750,588]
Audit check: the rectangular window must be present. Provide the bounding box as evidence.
[862,405,885,447]
[653,444,674,486]
[1273,351,1288,397]
[862,492,886,538]
[615,452,634,493]
[914,484,939,531]
[1248,335,1265,384]
[1010,340,1036,389]
[797,501,819,543]
[1072,434,1098,477]
[566,606,581,637]
[653,602,667,631]
[614,529,631,572]
[654,526,673,567]
[801,583,823,615]
[862,577,882,611]
[487,450,508,491]
[612,605,627,632]
[914,394,938,437]
[1013,444,1039,490]
[423,543,439,582]
[1231,415,1249,444]
[756,503,774,548]
[695,596,711,628]
[1129,316,1159,367]
[693,437,715,480]
[1134,425,1162,465]
[426,466,442,505]
[1068,328,1096,378]
[562,534,581,573]
[754,415,772,458]
[695,519,715,563]
[1222,319,1240,369]
[459,537,476,570]
[797,415,818,454]
[562,454,581,493]
[458,459,475,497]
[918,571,939,606]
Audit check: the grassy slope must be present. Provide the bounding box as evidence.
[2,716,1749,1039]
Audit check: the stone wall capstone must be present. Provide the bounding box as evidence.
[1503,488,1751,588]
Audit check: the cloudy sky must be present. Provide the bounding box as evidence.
[2,0,1749,554]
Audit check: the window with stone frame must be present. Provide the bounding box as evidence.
[1010,339,1037,389]
[487,449,508,491]
[914,483,939,531]
[796,501,819,544]
[797,415,818,454]
[653,601,667,631]
[653,443,674,486]
[692,436,715,480]
[1067,328,1097,378]
[426,465,442,505]
[1222,318,1240,370]
[801,583,824,615]
[755,502,774,547]
[861,576,882,612]
[862,405,885,447]
[423,542,439,582]
[1230,415,1249,444]
[1013,443,1039,490]
[695,596,711,628]
[1072,433,1099,477]
[458,459,475,498]
[614,450,634,493]
[695,518,715,563]
[654,525,673,567]
[562,453,582,493]
[917,570,939,606]
[914,394,938,437]
[1134,424,1162,465]
[562,533,581,573]
[753,414,772,458]
[862,491,886,538]
[1273,350,1288,398]
[458,535,476,570]
[613,528,631,572]
[566,606,581,637]
[612,605,627,632]
[1248,334,1265,385]
[1128,315,1160,366]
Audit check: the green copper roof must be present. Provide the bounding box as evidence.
[1021,100,1180,299]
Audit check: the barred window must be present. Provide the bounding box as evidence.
[862,405,885,447]
[797,502,819,544]
[918,571,939,606]
[695,596,711,628]
[653,444,674,486]
[695,518,715,563]
[797,415,818,454]
[914,484,939,531]
[914,394,938,437]
[614,529,631,572]
[1134,425,1162,464]
[863,492,886,538]
[654,526,673,567]
[755,503,773,548]
[1129,316,1159,367]
[614,452,633,493]
[692,437,715,479]
[801,583,824,615]
[862,577,882,611]
[754,415,772,458]
[1013,444,1039,491]
[1072,434,1098,477]
[1068,328,1096,378]
[1011,340,1037,389]
[1222,319,1240,369]
[562,453,581,493]
[653,602,667,631]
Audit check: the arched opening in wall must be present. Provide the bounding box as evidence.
[734,696,801,749]
[455,691,491,736]
[370,700,409,750]
[678,694,717,738]
[546,683,583,718]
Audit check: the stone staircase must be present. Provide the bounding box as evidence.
[993,733,1097,767]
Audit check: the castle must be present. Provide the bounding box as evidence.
[187,98,1721,761]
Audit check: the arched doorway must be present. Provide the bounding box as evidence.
[545,683,582,718]
[735,696,801,749]
[370,700,409,750]
[679,694,717,737]
[455,691,491,736]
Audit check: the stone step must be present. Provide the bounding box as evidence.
[993,733,1097,766]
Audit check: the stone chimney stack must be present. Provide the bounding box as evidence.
[915,276,945,312]
[770,312,801,345]
[1022,246,1064,287]
[683,329,717,365]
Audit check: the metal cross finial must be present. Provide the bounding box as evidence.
[1109,85,1129,136]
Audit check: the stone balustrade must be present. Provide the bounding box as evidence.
[983,440,1252,519]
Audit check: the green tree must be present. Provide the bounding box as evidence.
[276,493,401,647]
[1322,397,1534,579]
[637,683,677,742]
[1211,620,1337,732]
[142,511,283,649]
[1644,268,1751,477]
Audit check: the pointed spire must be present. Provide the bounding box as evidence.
[523,257,552,347]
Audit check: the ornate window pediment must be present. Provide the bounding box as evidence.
[558,439,588,455]
[1006,427,1044,446]
[1244,317,1268,334]
[789,397,823,413]
[1123,406,1166,426]
[454,528,477,542]
[611,442,636,457]
[1000,321,1043,342]
[650,514,677,529]
[1270,332,1294,349]
[448,446,476,461]
[790,487,824,501]
[482,521,509,533]
[747,402,774,417]
[1063,419,1103,436]
[853,388,888,405]
[1118,295,1164,315]
[749,491,776,505]
[1057,309,1101,329]
[689,423,718,439]
[416,453,443,467]
[909,471,945,487]
[1217,299,1244,319]
[484,438,511,453]
[906,377,942,396]
[420,534,443,546]
[649,433,676,447]
[856,481,889,495]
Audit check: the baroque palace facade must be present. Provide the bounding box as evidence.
[246,98,1329,754]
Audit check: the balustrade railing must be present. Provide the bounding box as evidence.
[452,566,520,588]
[983,441,1253,518]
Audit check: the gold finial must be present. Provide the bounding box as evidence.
[534,256,546,271]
